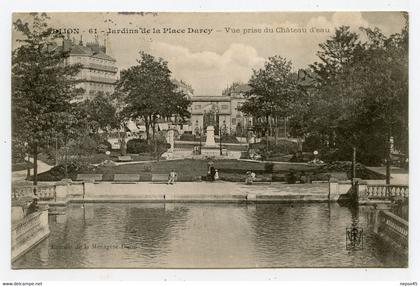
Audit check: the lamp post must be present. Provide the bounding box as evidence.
[313,150,319,163]
[55,137,58,166]
[220,122,227,156]
[352,146,357,182]
[24,142,30,180]
[220,130,223,155]
[199,127,202,154]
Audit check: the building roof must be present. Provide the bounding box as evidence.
[172,79,194,98]
[190,96,231,102]
[91,51,116,62]
[62,39,116,62]
[231,83,252,94]
[69,44,93,56]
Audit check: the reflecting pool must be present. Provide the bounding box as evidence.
[13,202,407,268]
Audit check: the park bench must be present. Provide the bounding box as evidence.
[118,155,132,162]
[243,175,272,185]
[253,174,272,183]
[151,172,202,183]
[75,173,103,182]
[177,173,201,182]
[152,173,169,183]
[113,174,140,183]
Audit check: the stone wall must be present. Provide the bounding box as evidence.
[328,179,353,202]
[11,208,50,262]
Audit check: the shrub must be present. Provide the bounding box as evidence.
[311,173,331,182]
[99,159,117,167]
[69,136,97,157]
[317,161,385,180]
[180,133,197,141]
[250,139,298,159]
[126,138,170,155]
[264,162,274,172]
[127,139,152,154]
[12,161,33,172]
[302,135,324,153]
[35,161,95,181]
[180,133,240,143]
[285,170,297,184]
[96,140,112,153]
[218,134,239,143]
[155,141,171,157]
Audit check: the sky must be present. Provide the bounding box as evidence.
[13,12,406,95]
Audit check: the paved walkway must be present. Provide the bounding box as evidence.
[12,158,53,182]
[175,140,248,147]
[68,181,330,203]
[366,166,409,185]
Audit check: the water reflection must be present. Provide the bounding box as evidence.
[13,202,407,268]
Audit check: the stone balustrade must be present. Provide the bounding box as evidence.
[369,184,409,198]
[358,184,408,203]
[11,208,50,261]
[374,210,408,251]
[12,185,57,201]
[328,180,409,204]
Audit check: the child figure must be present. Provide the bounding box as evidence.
[168,169,177,185]
[214,169,219,180]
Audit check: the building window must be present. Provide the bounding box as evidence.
[232,118,236,125]
[195,105,201,110]
[221,104,229,110]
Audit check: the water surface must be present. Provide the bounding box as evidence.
[13,202,407,268]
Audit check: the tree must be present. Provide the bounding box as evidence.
[12,13,83,184]
[307,26,364,152]
[222,82,242,96]
[239,56,300,142]
[311,26,364,86]
[79,92,119,134]
[302,23,408,171]
[345,24,408,178]
[116,52,191,145]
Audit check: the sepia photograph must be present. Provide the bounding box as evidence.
[10,11,409,269]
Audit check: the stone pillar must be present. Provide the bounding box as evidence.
[40,208,49,227]
[246,193,257,202]
[167,129,175,152]
[356,180,368,204]
[83,182,96,198]
[328,178,340,201]
[205,126,216,147]
[372,204,391,234]
[55,183,68,202]
[11,206,24,223]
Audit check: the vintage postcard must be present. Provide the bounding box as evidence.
[10,12,408,269]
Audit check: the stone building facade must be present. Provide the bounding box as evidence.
[190,84,253,136]
[62,38,118,101]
